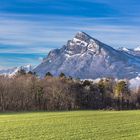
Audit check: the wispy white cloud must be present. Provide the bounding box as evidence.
[0,14,140,49]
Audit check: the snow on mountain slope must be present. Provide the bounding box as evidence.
[34,32,140,79]
[0,64,33,77]
[134,47,140,51]
[119,47,140,57]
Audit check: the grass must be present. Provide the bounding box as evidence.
[0,111,140,140]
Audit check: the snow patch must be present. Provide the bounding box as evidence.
[134,47,140,51]
[122,47,130,52]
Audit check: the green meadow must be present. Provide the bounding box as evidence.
[0,111,140,140]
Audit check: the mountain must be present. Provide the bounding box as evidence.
[119,47,140,58]
[0,64,33,77]
[34,32,140,79]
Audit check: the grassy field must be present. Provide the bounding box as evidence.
[0,111,140,140]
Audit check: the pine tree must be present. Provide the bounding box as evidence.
[17,69,26,75]
[59,72,66,78]
[45,72,53,77]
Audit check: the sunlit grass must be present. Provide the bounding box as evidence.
[0,111,140,140]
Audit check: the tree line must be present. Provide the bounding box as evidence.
[0,70,140,111]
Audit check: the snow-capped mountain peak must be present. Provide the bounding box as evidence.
[0,64,33,77]
[120,47,130,52]
[134,46,140,51]
[34,32,140,79]
[20,64,32,72]
[65,31,106,56]
[75,31,92,41]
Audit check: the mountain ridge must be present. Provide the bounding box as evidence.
[34,32,140,79]
[0,64,33,76]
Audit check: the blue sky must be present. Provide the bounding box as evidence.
[0,0,140,69]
